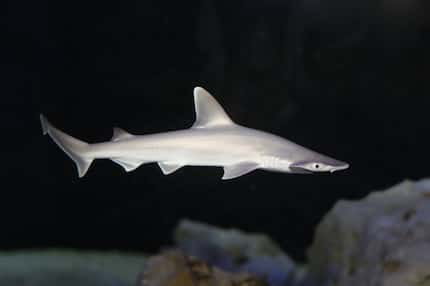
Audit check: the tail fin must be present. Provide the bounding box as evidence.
[40,114,93,178]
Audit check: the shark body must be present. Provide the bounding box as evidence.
[40,87,349,179]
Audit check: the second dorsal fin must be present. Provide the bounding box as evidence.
[192,87,234,128]
[111,127,134,142]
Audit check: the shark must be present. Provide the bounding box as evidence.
[40,87,349,179]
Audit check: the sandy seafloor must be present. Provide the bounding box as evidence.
[0,250,146,286]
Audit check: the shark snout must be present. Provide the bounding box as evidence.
[330,162,349,173]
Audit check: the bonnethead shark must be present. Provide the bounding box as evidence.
[40,87,349,179]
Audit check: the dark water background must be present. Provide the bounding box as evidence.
[2,0,429,261]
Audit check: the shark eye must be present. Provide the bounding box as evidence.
[314,164,320,169]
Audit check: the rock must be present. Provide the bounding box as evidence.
[137,250,268,286]
[174,220,296,286]
[307,179,430,286]
[0,250,146,286]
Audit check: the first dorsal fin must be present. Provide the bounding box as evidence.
[111,127,134,142]
[192,87,234,128]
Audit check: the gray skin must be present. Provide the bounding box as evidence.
[40,87,349,179]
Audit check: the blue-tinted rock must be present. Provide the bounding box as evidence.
[174,220,296,286]
[308,179,430,286]
[137,250,269,286]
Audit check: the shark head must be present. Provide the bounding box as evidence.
[289,154,349,174]
[260,141,349,175]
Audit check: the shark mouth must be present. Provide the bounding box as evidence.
[289,166,313,174]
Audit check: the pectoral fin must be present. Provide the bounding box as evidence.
[222,163,259,180]
[158,162,184,175]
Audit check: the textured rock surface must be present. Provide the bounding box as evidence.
[137,250,268,286]
[175,220,296,286]
[0,250,145,286]
[307,179,430,286]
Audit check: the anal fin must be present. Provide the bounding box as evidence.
[158,162,184,175]
[222,163,259,180]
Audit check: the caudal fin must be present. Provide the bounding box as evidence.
[40,114,93,178]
